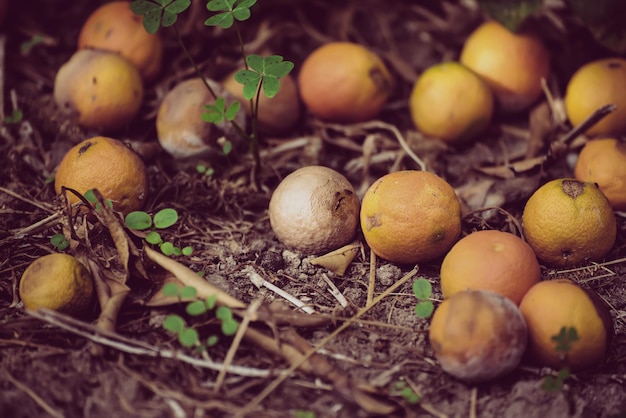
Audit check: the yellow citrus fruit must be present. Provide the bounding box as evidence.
[460,21,550,113]
[298,42,393,123]
[54,49,144,133]
[565,58,626,137]
[440,230,540,305]
[19,253,94,316]
[409,61,493,144]
[78,1,163,81]
[519,279,613,371]
[521,178,616,267]
[574,137,626,211]
[360,170,462,264]
[54,136,149,215]
[429,289,528,382]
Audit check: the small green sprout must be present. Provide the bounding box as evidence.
[125,208,193,256]
[84,189,113,212]
[204,0,257,29]
[4,109,23,124]
[541,326,579,392]
[392,381,420,405]
[196,164,215,177]
[412,278,434,319]
[50,233,69,251]
[20,34,44,54]
[130,0,191,34]
[162,283,238,349]
[293,411,316,418]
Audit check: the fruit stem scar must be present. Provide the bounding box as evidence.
[369,67,391,93]
[608,61,622,69]
[366,213,382,231]
[78,141,93,155]
[561,179,584,198]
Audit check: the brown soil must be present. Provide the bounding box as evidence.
[1,1,625,418]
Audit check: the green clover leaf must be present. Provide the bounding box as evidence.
[205,0,257,29]
[131,0,191,34]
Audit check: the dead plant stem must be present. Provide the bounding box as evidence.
[237,266,419,416]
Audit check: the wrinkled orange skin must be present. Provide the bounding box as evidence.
[522,178,616,267]
[429,289,528,382]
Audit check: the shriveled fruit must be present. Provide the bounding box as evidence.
[574,137,626,211]
[298,42,393,123]
[460,21,550,113]
[409,62,493,144]
[360,170,461,265]
[269,166,360,254]
[19,253,94,316]
[156,77,245,159]
[429,289,528,382]
[564,58,626,137]
[78,1,163,81]
[519,279,613,371]
[222,70,301,136]
[55,136,148,215]
[440,230,540,305]
[522,178,616,267]
[54,49,143,132]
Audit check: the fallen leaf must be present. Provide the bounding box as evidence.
[310,241,361,276]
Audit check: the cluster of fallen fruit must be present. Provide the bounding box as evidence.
[16,0,626,389]
[268,165,615,382]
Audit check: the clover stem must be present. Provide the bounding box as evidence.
[173,22,257,175]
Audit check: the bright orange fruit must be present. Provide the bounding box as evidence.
[440,230,540,305]
[54,136,149,215]
[574,137,626,211]
[298,42,393,123]
[360,170,461,264]
[519,279,613,371]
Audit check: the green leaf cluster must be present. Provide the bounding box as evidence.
[412,278,434,319]
[125,208,193,256]
[392,381,420,405]
[541,326,579,392]
[84,189,113,212]
[202,97,240,125]
[204,0,257,29]
[50,233,69,251]
[162,283,239,348]
[131,0,191,34]
[235,54,294,100]
[477,0,542,32]
[4,109,23,124]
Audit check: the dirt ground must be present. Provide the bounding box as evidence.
[1,1,625,417]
